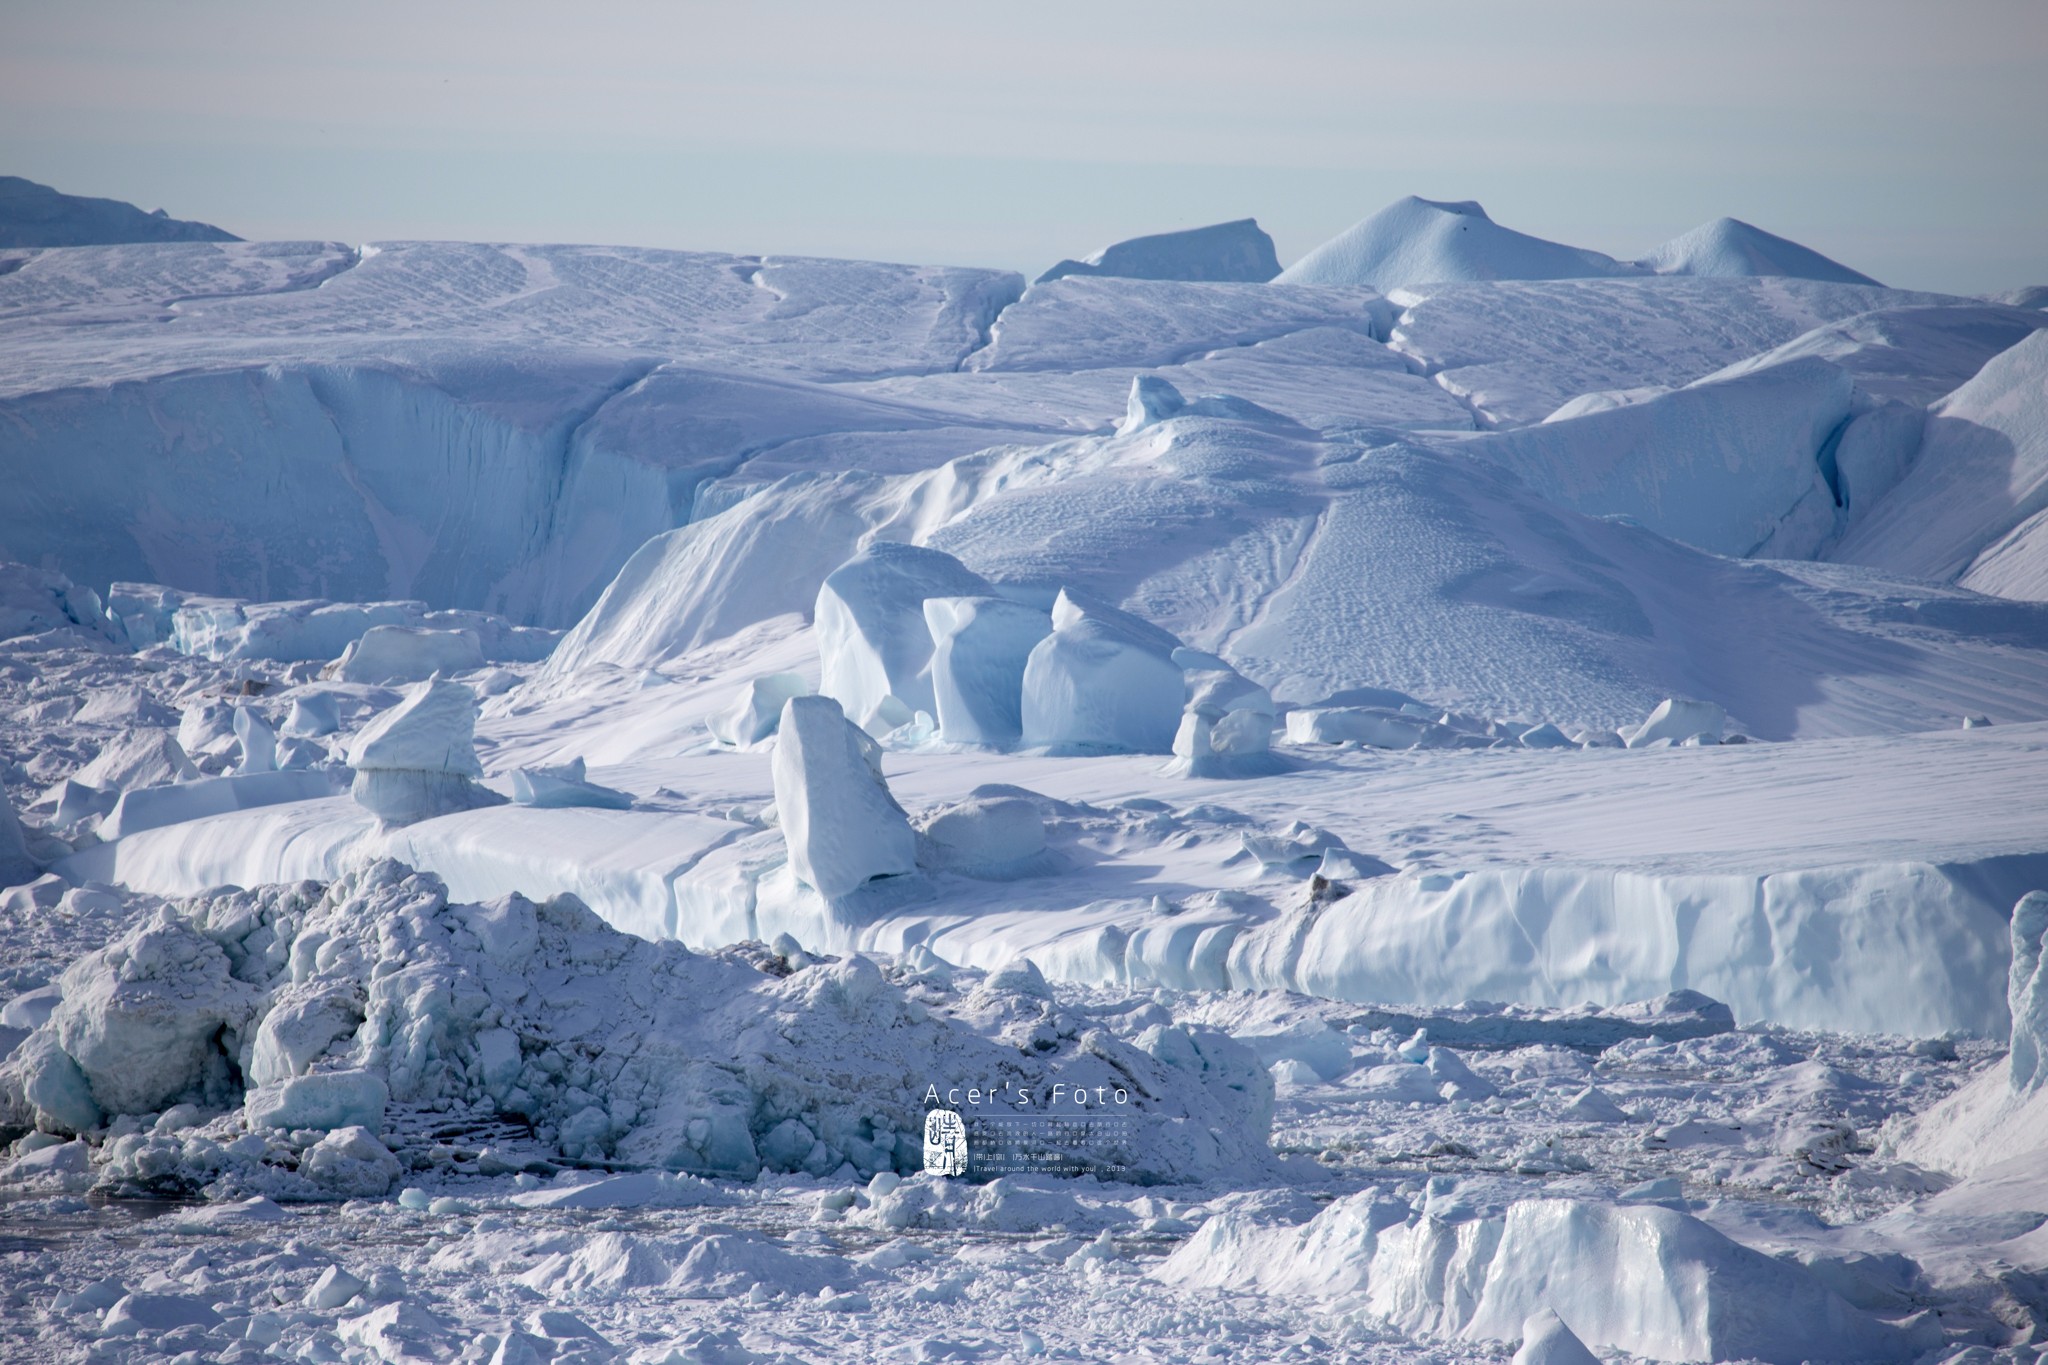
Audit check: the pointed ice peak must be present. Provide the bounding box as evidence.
[1276,196,1632,291]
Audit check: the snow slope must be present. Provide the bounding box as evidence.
[1275,197,1634,290]
[1832,328,2048,600]
[0,176,238,248]
[1386,275,1966,428]
[1635,216,1881,285]
[536,396,2048,741]
[1699,301,2048,410]
[1462,356,1850,558]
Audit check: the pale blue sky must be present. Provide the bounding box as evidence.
[4,0,2045,293]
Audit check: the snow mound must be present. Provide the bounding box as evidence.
[1832,328,2048,601]
[0,175,238,247]
[1283,707,1452,750]
[1,861,1277,1190]
[1020,591,1186,754]
[772,695,919,900]
[1036,218,1280,285]
[1277,197,1634,291]
[508,758,632,810]
[923,596,1052,747]
[335,626,485,684]
[914,796,1050,879]
[816,542,990,734]
[1635,217,1880,285]
[1624,698,1725,748]
[1156,1190,1908,1362]
[76,685,175,727]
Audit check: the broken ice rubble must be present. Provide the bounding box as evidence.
[0,860,1275,1192]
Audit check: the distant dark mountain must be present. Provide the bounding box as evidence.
[0,175,239,247]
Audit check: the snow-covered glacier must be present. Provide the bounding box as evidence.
[4,193,2048,1364]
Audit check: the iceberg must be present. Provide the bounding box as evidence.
[233,704,277,774]
[815,542,990,735]
[1624,698,1725,748]
[282,691,341,738]
[345,678,503,827]
[1168,658,1278,778]
[922,595,1052,747]
[1277,197,1635,291]
[1035,218,1280,284]
[334,625,486,684]
[1020,591,1186,754]
[700,672,805,749]
[770,695,919,900]
[1157,1191,1909,1362]
[508,758,632,810]
[1636,216,1880,284]
[0,561,112,643]
[98,769,346,841]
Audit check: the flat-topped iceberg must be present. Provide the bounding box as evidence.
[345,678,503,827]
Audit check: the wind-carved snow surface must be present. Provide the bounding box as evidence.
[6,203,2048,1360]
